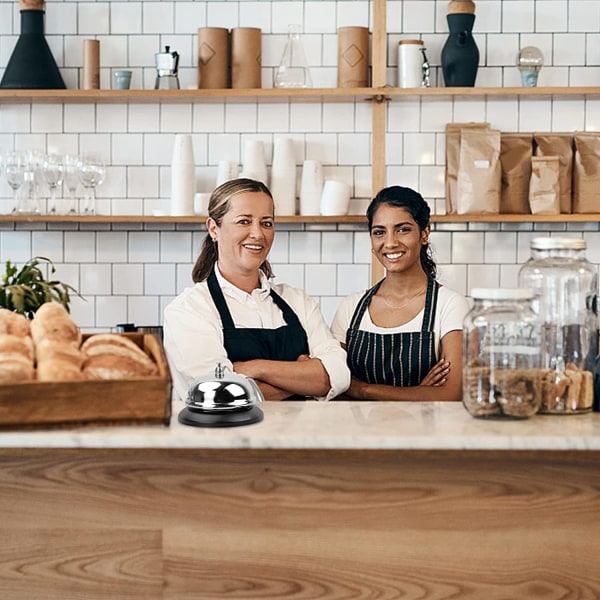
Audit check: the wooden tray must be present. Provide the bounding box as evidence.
[0,333,172,430]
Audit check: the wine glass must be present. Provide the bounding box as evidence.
[4,151,25,213]
[78,155,105,215]
[42,153,64,214]
[63,154,81,214]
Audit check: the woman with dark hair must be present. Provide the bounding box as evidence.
[164,178,350,402]
[331,185,469,401]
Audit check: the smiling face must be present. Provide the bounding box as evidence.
[207,190,275,283]
[369,203,429,275]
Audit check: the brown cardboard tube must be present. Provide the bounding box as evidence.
[197,27,229,89]
[83,39,100,90]
[231,27,262,89]
[337,26,369,88]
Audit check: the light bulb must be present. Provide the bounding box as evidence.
[516,46,544,87]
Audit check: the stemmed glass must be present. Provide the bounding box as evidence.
[42,153,64,214]
[78,155,105,215]
[4,152,25,213]
[63,154,81,214]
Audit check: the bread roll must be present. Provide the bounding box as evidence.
[0,333,34,360]
[0,308,31,337]
[30,302,81,346]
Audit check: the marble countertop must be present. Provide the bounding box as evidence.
[0,401,598,451]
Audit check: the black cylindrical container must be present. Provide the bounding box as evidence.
[0,0,66,89]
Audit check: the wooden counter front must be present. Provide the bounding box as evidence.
[0,402,598,599]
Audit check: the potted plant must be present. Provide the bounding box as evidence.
[0,256,83,319]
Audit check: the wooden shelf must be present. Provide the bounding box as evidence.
[381,86,600,101]
[1,86,598,105]
[0,214,368,224]
[2,213,598,225]
[0,88,377,105]
[431,213,600,223]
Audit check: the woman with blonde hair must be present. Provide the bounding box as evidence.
[164,178,350,401]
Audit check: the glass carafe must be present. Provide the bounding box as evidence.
[518,237,597,414]
[274,25,312,89]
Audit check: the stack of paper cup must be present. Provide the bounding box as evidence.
[241,139,268,184]
[171,134,196,216]
[320,180,351,215]
[270,137,297,215]
[299,160,323,215]
[216,160,238,187]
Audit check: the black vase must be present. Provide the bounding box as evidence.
[441,13,479,87]
[0,5,66,89]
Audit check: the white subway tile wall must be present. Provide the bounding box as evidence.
[0,1,599,329]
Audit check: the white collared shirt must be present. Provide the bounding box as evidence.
[164,266,350,402]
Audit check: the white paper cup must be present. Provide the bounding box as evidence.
[299,159,323,215]
[216,160,239,187]
[320,180,351,216]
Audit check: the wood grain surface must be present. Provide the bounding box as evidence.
[0,449,598,599]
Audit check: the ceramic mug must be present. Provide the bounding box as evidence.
[114,70,132,90]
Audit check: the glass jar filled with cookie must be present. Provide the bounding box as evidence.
[519,237,597,414]
[463,288,543,419]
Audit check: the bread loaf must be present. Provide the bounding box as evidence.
[81,333,158,379]
[0,352,34,382]
[37,359,85,382]
[0,308,31,337]
[0,333,34,360]
[30,302,81,346]
[35,338,83,366]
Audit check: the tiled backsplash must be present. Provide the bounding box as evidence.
[0,0,599,331]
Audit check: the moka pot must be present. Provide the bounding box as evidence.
[154,45,180,90]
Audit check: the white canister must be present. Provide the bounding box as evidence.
[320,180,351,216]
[397,39,425,88]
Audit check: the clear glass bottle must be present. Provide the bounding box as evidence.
[463,288,543,419]
[518,237,597,414]
[274,24,313,89]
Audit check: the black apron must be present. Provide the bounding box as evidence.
[345,276,440,387]
[207,270,309,363]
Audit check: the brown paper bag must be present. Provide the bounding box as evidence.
[456,128,501,214]
[445,122,489,214]
[529,156,560,215]
[533,133,573,213]
[573,132,600,213]
[500,132,532,214]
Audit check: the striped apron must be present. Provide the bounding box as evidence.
[346,276,439,386]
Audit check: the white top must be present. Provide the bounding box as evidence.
[163,267,350,402]
[0,402,598,451]
[330,284,470,355]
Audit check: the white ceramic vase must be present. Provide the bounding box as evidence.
[171,134,196,216]
[299,159,323,215]
[270,137,297,215]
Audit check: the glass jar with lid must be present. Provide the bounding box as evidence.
[463,288,543,419]
[518,237,597,414]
